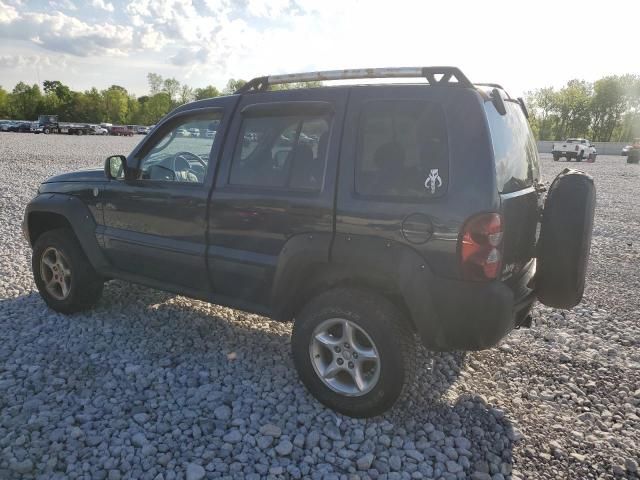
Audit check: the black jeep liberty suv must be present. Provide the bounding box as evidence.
[23,67,596,417]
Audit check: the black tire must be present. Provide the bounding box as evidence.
[43,128,50,134]
[32,228,104,314]
[292,287,416,418]
[577,151,584,162]
[553,154,559,162]
[536,169,595,309]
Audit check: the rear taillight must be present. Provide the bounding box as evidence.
[459,213,503,281]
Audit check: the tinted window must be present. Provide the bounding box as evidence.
[485,101,540,194]
[138,114,221,184]
[230,113,330,191]
[356,101,449,198]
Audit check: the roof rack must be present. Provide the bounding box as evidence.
[235,66,474,94]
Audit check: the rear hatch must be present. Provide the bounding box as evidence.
[484,99,541,282]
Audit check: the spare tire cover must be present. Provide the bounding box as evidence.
[536,168,596,309]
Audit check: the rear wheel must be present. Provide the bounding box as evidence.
[577,151,584,162]
[292,287,416,417]
[32,229,104,313]
[43,128,50,134]
[553,154,559,162]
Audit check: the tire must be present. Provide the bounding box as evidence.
[32,228,104,314]
[43,128,50,134]
[553,154,559,162]
[536,169,595,309]
[291,287,417,417]
[577,151,584,162]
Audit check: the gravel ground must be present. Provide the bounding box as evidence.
[0,132,638,480]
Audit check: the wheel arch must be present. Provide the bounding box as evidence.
[271,234,440,342]
[25,194,110,272]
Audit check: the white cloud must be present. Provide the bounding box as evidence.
[90,0,114,13]
[49,0,77,11]
[0,54,58,68]
[0,0,19,23]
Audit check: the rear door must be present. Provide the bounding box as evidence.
[207,88,348,309]
[484,100,541,281]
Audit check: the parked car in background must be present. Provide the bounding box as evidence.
[137,126,149,135]
[176,127,191,137]
[188,127,200,137]
[110,126,134,137]
[90,125,109,135]
[9,121,33,132]
[31,122,43,134]
[23,67,596,417]
[0,120,14,131]
[552,138,597,162]
[627,139,640,164]
[205,129,216,138]
[621,144,632,156]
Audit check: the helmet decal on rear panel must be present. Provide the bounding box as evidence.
[424,168,442,194]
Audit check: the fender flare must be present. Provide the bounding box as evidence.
[24,193,110,271]
[271,232,445,349]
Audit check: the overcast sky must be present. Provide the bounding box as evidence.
[0,0,636,97]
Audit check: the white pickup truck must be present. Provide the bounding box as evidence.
[552,138,597,162]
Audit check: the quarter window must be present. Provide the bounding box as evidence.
[356,101,449,198]
[137,113,221,184]
[230,113,331,191]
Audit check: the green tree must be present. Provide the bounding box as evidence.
[9,82,43,119]
[223,78,246,94]
[0,86,9,117]
[179,84,194,105]
[147,73,164,95]
[162,78,181,103]
[194,85,220,100]
[102,86,129,124]
[590,76,626,142]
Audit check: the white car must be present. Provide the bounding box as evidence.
[91,125,108,135]
[552,138,597,162]
[188,127,200,137]
[177,128,191,137]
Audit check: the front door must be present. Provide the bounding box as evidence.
[101,101,236,293]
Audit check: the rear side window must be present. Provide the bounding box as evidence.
[356,101,449,199]
[230,113,330,191]
[485,101,540,193]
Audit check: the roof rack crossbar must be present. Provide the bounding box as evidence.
[236,66,473,93]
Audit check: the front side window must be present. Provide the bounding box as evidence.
[356,100,449,199]
[138,113,222,184]
[230,113,331,191]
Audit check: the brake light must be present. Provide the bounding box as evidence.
[459,213,503,281]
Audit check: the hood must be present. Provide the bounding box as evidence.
[43,168,105,184]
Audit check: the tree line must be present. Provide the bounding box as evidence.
[0,74,236,126]
[2,72,637,140]
[0,73,321,126]
[525,74,640,142]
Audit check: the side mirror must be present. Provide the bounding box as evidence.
[105,155,127,180]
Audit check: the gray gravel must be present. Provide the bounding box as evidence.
[0,132,639,479]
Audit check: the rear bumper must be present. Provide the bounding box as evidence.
[413,263,536,351]
[552,150,579,158]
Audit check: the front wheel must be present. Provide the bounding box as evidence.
[292,287,416,417]
[32,229,104,313]
[553,154,559,162]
